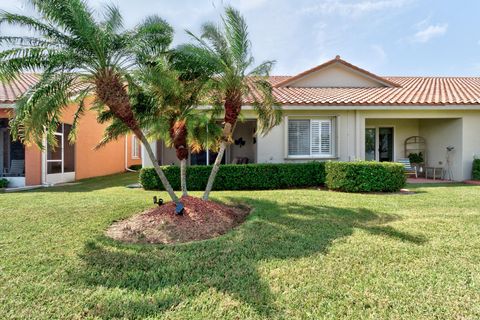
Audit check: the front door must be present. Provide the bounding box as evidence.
[378,127,394,162]
[365,127,394,162]
[45,123,76,184]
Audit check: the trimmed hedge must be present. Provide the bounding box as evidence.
[140,162,326,191]
[326,161,406,193]
[473,159,480,180]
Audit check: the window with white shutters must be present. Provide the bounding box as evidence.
[288,119,310,156]
[288,118,334,157]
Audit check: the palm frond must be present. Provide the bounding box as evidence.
[223,6,250,72]
[249,78,282,135]
[248,60,275,76]
[10,72,79,148]
[96,117,130,149]
[131,15,173,65]
[0,11,69,42]
[101,4,123,33]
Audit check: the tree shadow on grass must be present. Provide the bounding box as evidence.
[73,197,426,319]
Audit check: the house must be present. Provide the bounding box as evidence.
[0,74,141,188]
[142,56,480,181]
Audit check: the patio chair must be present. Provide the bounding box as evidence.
[3,159,25,177]
[398,158,417,178]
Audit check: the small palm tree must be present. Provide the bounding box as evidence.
[187,6,282,200]
[137,46,221,196]
[0,0,179,202]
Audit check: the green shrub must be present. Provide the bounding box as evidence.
[139,162,326,191]
[472,159,480,180]
[0,178,8,189]
[326,161,406,193]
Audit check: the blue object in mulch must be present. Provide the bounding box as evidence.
[175,202,185,215]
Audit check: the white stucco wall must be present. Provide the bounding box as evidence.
[419,119,463,180]
[289,64,385,88]
[141,140,157,167]
[144,107,480,180]
[257,120,284,163]
[461,113,480,179]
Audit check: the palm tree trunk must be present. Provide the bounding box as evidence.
[94,70,179,203]
[139,133,179,203]
[202,140,227,200]
[180,158,188,197]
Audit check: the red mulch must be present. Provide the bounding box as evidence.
[106,196,250,244]
[464,180,480,185]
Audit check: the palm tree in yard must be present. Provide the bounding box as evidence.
[188,6,282,200]
[0,0,180,202]
[136,46,221,196]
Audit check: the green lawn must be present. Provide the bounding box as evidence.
[1,173,480,319]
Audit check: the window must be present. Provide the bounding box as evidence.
[288,118,334,157]
[131,136,140,159]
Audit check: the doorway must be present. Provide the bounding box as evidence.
[45,123,76,184]
[365,127,394,162]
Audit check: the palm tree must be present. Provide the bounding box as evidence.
[187,6,282,200]
[0,0,179,202]
[137,46,221,196]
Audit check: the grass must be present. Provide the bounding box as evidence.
[1,173,480,319]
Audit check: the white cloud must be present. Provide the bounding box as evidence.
[371,44,387,62]
[299,0,411,17]
[412,24,448,43]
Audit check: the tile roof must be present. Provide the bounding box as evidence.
[0,73,39,104]
[246,57,480,106]
[244,75,480,106]
[2,66,480,107]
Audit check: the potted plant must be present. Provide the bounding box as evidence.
[408,152,425,175]
[0,178,8,192]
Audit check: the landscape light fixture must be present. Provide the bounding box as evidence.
[153,196,163,206]
[175,202,185,215]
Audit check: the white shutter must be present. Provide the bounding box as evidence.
[311,120,320,155]
[320,120,332,155]
[288,119,310,156]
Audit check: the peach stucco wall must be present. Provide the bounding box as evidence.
[0,108,12,118]
[60,99,128,180]
[2,97,141,186]
[25,145,42,185]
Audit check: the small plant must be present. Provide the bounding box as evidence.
[408,152,424,164]
[472,159,480,180]
[0,178,9,189]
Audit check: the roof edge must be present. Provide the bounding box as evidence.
[274,55,401,88]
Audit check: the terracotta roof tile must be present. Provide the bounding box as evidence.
[0,74,40,104]
[3,73,480,107]
[244,76,480,106]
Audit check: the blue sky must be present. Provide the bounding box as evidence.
[2,0,479,76]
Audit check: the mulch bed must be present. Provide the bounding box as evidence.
[464,180,480,185]
[106,196,250,244]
